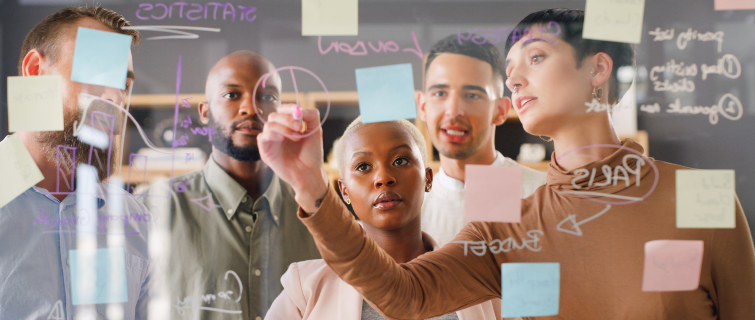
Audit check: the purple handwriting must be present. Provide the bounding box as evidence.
[189,126,216,141]
[457,21,561,46]
[179,115,192,128]
[318,31,423,60]
[136,2,256,22]
[181,96,192,108]
[34,210,145,235]
[190,193,222,211]
[172,133,189,148]
[175,178,189,193]
[56,145,77,192]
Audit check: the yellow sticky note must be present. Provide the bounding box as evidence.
[676,170,735,229]
[583,0,646,44]
[302,0,358,36]
[7,75,64,132]
[0,135,44,208]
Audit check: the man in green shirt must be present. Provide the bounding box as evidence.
[141,51,320,320]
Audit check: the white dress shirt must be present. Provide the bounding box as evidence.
[420,151,547,246]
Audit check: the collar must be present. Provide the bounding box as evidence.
[437,151,508,191]
[202,155,283,224]
[30,184,106,209]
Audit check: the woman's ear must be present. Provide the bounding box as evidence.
[337,179,349,202]
[424,167,434,192]
[590,52,614,89]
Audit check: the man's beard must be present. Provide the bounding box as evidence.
[207,111,261,162]
[35,105,118,184]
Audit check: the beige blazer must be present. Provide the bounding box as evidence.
[265,233,501,320]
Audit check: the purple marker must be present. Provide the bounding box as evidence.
[293,105,305,134]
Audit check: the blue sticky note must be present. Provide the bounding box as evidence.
[501,262,560,317]
[355,63,417,123]
[70,247,128,305]
[70,27,132,90]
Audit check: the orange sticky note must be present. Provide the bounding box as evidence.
[642,240,704,292]
[715,0,755,10]
[464,165,522,223]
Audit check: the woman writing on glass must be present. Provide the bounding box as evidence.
[264,117,499,320]
[258,8,755,320]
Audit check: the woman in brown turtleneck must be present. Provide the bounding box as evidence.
[257,8,755,320]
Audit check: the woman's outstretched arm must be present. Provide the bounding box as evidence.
[257,106,501,319]
[297,186,502,319]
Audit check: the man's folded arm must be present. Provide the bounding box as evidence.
[298,186,501,319]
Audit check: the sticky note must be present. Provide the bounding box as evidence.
[302,0,358,36]
[7,75,64,132]
[464,165,522,223]
[355,64,417,123]
[715,0,755,10]
[70,247,128,305]
[71,27,132,90]
[642,240,704,292]
[501,262,560,317]
[676,170,735,228]
[583,0,646,44]
[0,135,44,208]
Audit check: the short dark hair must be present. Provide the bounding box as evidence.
[18,6,140,75]
[424,34,505,98]
[504,8,635,104]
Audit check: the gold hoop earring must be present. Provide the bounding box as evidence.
[592,86,603,102]
[345,198,351,205]
[539,135,553,142]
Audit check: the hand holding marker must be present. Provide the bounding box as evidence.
[293,104,306,133]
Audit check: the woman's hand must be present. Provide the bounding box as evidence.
[257,104,328,213]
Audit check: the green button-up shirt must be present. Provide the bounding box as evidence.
[141,156,320,320]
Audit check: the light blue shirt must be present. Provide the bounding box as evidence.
[0,183,152,320]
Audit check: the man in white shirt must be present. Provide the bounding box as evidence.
[418,34,547,246]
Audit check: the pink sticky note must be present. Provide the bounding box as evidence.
[642,240,704,292]
[715,0,755,10]
[464,165,522,223]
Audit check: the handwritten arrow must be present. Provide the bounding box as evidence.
[122,26,221,40]
[556,204,612,236]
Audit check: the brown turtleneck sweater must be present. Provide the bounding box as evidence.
[296,139,755,320]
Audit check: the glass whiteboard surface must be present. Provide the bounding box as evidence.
[0,1,754,319]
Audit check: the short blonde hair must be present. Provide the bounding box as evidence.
[333,116,428,177]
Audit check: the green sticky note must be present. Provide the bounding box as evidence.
[676,170,735,228]
[0,134,44,208]
[583,0,646,44]
[70,247,128,305]
[302,0,358,36]
[501,262,560,317]
[7,75,64,132]
[71,27,132,90]
[355,63,417,123]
